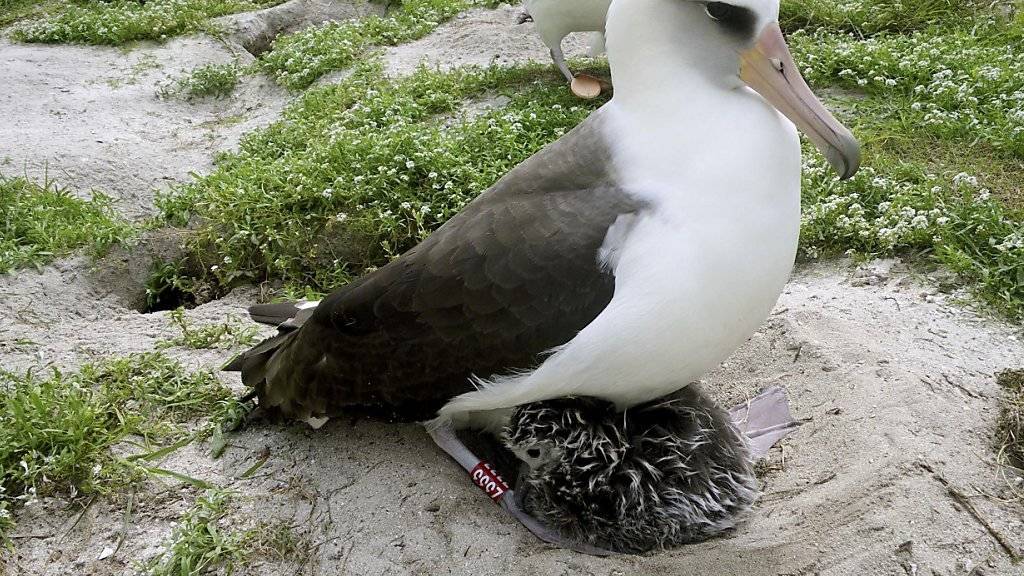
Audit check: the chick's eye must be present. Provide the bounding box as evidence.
[526,448,541,459]
[705,2,737,21]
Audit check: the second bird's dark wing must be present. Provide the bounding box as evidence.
[225,110,645,421]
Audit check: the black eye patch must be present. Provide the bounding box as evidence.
[704,2,757,39]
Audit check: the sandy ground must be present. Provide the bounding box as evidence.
[2,3,1024,576]
[0,35,289,220]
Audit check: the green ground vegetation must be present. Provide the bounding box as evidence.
[785,0,1024,318]
[159,307,259,349]
[144,489,308,575]
[780,0,994,35]
[162,61,244,100]
[996,369,1023,490]
[143,489,244,575]
[0,353,240,543]
[0,175,134,273]
[0,0,56,28]
[8,0,281,45]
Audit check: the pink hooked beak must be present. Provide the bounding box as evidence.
[740,23,861,180]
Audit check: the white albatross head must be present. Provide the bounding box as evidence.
[605,0,860,179]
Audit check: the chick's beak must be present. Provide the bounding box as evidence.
[740,22,861,180]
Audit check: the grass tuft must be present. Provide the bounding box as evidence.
[144,489,243,575]
[145,491,309,575]
[158,307,259,349]
[787,5,1024,318]
[162,62,244,100]
[996,369,1024,476]
[240,520,309,562]
[0,353,236,541]
[145,259,200,312]
[1,175,134,273]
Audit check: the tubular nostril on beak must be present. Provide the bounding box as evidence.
[770,58,783,73]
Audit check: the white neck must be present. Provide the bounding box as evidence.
[604,0,745,113]
[600,0,795,210]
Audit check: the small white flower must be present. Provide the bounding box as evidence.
[953,173,978,189]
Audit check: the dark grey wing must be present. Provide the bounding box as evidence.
[226,110,645,421]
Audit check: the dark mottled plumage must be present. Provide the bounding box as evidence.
[225,110,644,421]
[503,385,757,553]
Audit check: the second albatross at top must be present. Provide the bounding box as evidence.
[226,0,860,433]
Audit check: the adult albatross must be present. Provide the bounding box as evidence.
[520,0,612,98]
[227,0,858,437]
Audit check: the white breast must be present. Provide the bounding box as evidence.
[534,94,799,401]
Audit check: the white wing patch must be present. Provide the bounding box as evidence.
[597,213,639,271]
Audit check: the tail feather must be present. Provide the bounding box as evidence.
[224,300,326,420]
[224,325,326,420]
[223,331,294,388]
[248,300,320,327]
[227,300,312,378]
